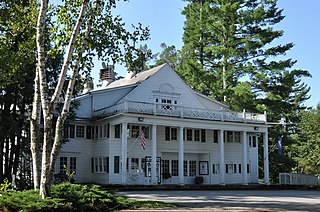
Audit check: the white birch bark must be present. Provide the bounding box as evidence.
[30,70,41,190]
[34,0,89,198]
[49,1,96,179]
[40,0,88,198]
[50,0,89,111]
[33,0,48,194]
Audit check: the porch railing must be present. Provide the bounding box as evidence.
[93,100,267,124]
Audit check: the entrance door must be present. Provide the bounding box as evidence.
[145,156,161,184]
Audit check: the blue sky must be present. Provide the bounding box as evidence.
[92,0,319,108]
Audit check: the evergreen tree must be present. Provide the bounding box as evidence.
[295,104,320,176]
[153,43,180,69]
[180,0,312,182]
[179,0,296,108]
[0,0,37,184]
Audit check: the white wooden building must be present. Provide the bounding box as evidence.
[56,63,270,185]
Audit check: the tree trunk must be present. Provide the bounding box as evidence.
[222,56,227,102]
[49,5,94,177]
[35,0,48,198]
[30,70,41,189]
[0,136,3,180]
[35,0,88,198]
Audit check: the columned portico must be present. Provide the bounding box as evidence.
[219,130,225,185]
[242,131,248,185]
[178,126,184,185]
[263,132,270,184]
[121,122,128,184]
[151,124,157,184]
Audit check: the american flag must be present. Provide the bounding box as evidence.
[140,130,146,150]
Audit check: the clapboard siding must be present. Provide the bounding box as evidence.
[126,65,204,109]
[56,139,92,183]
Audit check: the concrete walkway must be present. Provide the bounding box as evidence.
[117,189,320,211]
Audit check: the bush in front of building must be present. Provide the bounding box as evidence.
[0,189,68,211]
[0,183,173,211]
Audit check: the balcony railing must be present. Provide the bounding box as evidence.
[93,100,267,124]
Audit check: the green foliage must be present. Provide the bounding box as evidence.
[50,183,172,211]
[296,105,320,176]
[63,165,75,182]
[0,183,173,211]
[152,43,180,69]
[179,0,312,183]
[0,178,11,192]
[179,0,310,110]
[0,190,67,212]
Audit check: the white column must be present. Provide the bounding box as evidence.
[242,131,248,185]
[178,127,184,186]
[151,124,157,184]
[121,122,128,184]
[219,130,225,185]
[263,131,270,185]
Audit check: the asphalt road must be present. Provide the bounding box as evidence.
[117,189,320,211]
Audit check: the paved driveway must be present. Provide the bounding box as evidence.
[117,190,320,211]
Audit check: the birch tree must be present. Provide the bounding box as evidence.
[31,0,149,198]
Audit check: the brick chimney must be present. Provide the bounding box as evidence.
[100,63,115,87]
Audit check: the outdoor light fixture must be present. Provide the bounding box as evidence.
[254,126,259,130]
[138,117,144,122]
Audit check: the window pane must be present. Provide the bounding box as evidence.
[194,129,200,141]
[86,125,92,139]
[141,158,145,174]
[69,125,75,138]
[201,129,206,142]
[162,160,169,174]
[184,161,188,176]
[95,158,98,172]
[171,160,178,176]
[227,131,233,142]
[115,125,121,138]
[187,129,192,141]
[213,130,218,143]
[213,164,220,174]
[143,126,149,139]
[70,157,76,173]
[165,127,170,141]
[189,161,196,176]
[171,128,177,140]
[76,125,85,138]
[99,125,103,138]
[60,157,68,174]
[235,132,241,142]
[114,156,120,173]
[132,126,139,138]
[131,158,139,172]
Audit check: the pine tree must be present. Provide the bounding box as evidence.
[179,0,298,108]
[179,0,312,182]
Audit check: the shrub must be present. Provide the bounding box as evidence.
[0,183,173,211]
[50,183,135,211]
[0,190,68,212]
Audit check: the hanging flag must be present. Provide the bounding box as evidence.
[277,137,283,155]
[140,130,146,150]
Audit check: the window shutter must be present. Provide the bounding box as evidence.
[91,157,94,173]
